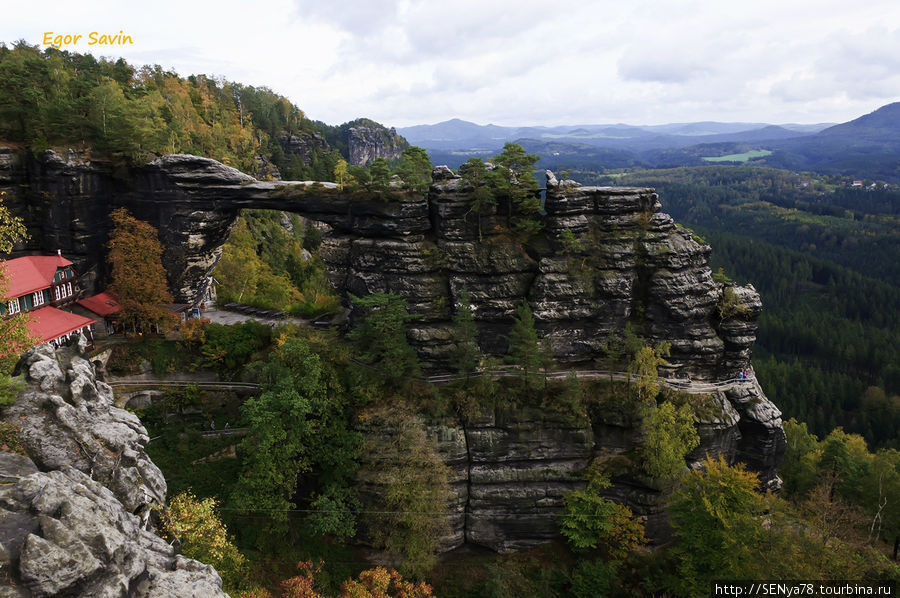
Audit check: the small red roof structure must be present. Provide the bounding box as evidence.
[76,292,122,317]
[26,306,96,344]
[1,255,73,298]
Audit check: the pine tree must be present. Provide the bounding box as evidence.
[507,299,542,388]
[348,293,419,388]
[450,287,480,382]
[396,146,432,193]
[460,158,496,241]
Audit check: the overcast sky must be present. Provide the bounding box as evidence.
[3,0,899,128]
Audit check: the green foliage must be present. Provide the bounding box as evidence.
[559,228,584,254]
[307,486,359,541]
[459,157,497,241]
[0,43,324,174]
[450,287,480,381]
[626,341,670,406]
[506,299,544,388]
[369,158,391,191]
[0,374,24,410]
[716,285,751,321]
[230,336,351,538]
[357,409,450,580]
[568,559,619,598]
[638,401,700,480]
[668,456,766,596]
[161,491,248,594]
[780,418,820,496]
[196,321,272,372]
[491,143,542,241]
[348,293,419,389]
[214,212,339,316]
[712,266,733,284]
[560,466,647,557]
[396,146,433,193]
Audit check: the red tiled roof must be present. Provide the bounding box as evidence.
[76,292,122,317]
[26,306,96,344]
[1,255,73,299]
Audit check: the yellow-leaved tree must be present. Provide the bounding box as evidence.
[107,207,175,334]
[0,191,35,377]
[160,491,247,595]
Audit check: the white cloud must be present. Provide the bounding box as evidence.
[1,0,899,127]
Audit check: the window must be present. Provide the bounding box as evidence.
[7,298,20,314]
[67,282,73,297]
[32,291,44,307]
[54,286,61,301]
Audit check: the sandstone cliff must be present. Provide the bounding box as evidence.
[0,147,785,497]
[0,341,228,597]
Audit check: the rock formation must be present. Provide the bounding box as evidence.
[344,121,408,166]
[0,150,764,376]
[1,146,785,495]
[0,340,228,597]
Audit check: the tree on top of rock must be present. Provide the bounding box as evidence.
[491,143,542,241]
[108,207,175,334]
[396,146,433,193]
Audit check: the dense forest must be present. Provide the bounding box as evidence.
[0,41,347,180]
[586,166,900,448]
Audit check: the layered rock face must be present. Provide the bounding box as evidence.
[345,124,408,166]
[0,341,228,597]
[2,148,757,380]
[278,130,329,169]
[362,378,782,555]
[2,149,784,507]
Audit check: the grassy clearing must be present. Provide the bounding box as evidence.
[702,149,772,163]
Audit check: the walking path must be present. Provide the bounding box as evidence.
[422,368,751,393]
[111,367,753,396]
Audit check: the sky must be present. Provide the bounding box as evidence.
[3,0,900,129]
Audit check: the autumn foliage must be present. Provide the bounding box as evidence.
[107,207,175,333]
[243,562,436,598]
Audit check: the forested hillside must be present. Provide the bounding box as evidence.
[0,42,341,179]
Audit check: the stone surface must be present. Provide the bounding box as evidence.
[345,123,408,166]
[0,461,226,597]
[0,344,227,597]
[7,340,166,520]
[3,147,758,377]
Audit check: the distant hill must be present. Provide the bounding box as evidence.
[763,102,900,181]
[398,118,832,154]
[404,106,900,182]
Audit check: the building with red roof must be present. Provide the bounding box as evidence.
[1,253,95,348]
[74,292,121,336]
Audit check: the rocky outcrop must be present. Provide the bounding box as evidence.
[2,148,754,377]
[345,122,408,166]
[0,455,227,597]
[277,131,329,169]
[2,148,784,492]
[362,378,783,554]
[7,342,166,519]
[0,340,228,597]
